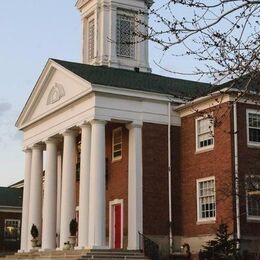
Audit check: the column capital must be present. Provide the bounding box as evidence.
[43,137,59,144]
[60,129,78,137]
[23,147,32,153]
[90,119,107,126]
[78,121,91,129]
[31,143,45,150]
[126,122,143,130]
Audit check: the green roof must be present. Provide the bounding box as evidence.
[52,59,211,99]
[0,187,23,208]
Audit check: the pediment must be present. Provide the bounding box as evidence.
[16,59,92,129]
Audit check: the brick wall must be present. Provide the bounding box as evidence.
[143,123,174,236]
[179,103,234,237]
[237,103,260,237]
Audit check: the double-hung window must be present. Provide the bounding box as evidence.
[247,110,260,147]
[4,219,20,241]
[196,116,214,152]
[112,127,122,161]
[116,11,135,59]
[197,177,216,222]
[246,175,260,221]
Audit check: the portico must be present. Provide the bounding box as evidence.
[15,56,180,253]
[19,118,143,252]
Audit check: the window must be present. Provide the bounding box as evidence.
[4,219,20,241]
[196,116,214,151]
[88,19,95,61]
[116,12,135,58]
[197,177,216,222]
[247,110,260,146]
[112,127,122,161]
[246,175,260,220]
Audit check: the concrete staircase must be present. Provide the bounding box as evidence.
[3,249,149,260]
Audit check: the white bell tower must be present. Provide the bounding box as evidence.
[76,0,152,72]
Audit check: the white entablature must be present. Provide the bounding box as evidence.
[76,0,151,72]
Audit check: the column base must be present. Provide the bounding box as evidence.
[18,249,25,253]
[29,248,40,252]
[75,246,91,250]
[39,248,53,252]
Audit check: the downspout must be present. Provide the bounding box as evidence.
[233,102,241,250]
[168,102,173,254]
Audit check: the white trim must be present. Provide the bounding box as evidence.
[112,127,123,161]
[109,199,124,249]
[195,116,214,153]
[246,109,260,147]
[0,207,22,213]
[196,176,216,223]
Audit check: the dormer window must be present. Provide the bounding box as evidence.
[116,12,135,59]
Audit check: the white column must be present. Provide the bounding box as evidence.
[20,148,32,252]
[60,130,77,248]
[27,144,44,250]
[127,123,143,250]
[56,151,62,248]
[42,138,58,250]
[88,120,106,248]
[78,123,91,248]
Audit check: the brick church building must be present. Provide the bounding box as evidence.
[15,0,260,258]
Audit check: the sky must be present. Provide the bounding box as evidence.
[0,1,199,186]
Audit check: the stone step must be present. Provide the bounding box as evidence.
[82,259,148,260]
[4,250,149,260]
[80,251,148,260]
[82,256,146,258]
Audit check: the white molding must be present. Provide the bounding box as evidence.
[246,109,260,148]
[176,93,232,117]
[109,199,124,249]
[0,207,22,213]
[196,176,216,223]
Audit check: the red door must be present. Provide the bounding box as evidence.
[114,204,121,248]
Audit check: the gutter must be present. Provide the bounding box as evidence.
[233,103,241,249]
[168,102,173,253]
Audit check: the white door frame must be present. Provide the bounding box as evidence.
[109,199,124,249]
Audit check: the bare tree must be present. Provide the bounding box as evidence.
[136,0,260,89]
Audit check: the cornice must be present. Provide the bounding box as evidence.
[76,0,92,9]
